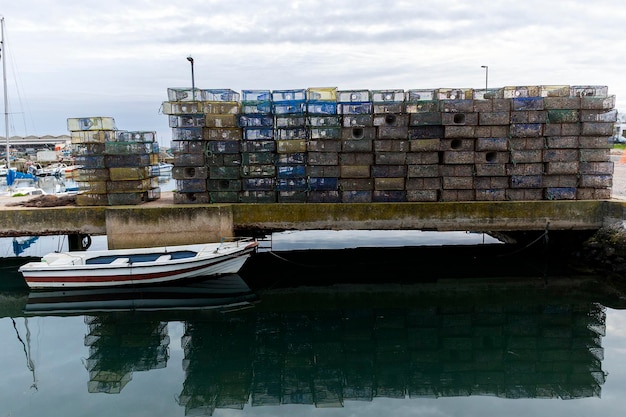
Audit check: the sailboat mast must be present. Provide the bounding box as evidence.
[1,17,9,169]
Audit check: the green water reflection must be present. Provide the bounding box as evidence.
[1,268,624,416]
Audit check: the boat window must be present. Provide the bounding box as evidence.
[85,251,196,265]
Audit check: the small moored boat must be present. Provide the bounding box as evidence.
[18,237,258,289]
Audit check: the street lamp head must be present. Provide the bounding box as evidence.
[187,56,194,64]
[481,65,488,69]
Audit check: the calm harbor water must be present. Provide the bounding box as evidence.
[1,231,626,417]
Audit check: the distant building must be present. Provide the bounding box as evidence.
[0,134,70,150]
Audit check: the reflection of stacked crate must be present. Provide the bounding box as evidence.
[83,315,169,394]
[273,89,308,202]
[372,89,408,202]
[69,117,160,206]
[338,90,374,203]
[306,87,341,202]
[204,90,242,203]
[179,317,254,415]
[240,90,276,203]
[168,298,606,413]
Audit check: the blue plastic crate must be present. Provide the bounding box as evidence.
[273,101,306,115]
[277,165,306,179]
[511,97,545,111]
[276,178,308,191]
[308,177,338,191]
[242,90,271,101]
[307,101,338,115]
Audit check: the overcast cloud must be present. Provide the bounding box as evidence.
[2,0,626,145]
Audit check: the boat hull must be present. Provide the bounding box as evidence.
[19,241,257,289]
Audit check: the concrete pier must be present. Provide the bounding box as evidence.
[0,195,624,249]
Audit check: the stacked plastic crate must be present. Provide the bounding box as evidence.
[239,90,276,203]
[405,89,443,201]
[166,88,210,204]
[545,86,615,200]
[70,117,160,206]
[338,90,374,202]
[106,130,160,205]
[473,88,511,201]
[505,86,548,200]
[306,87,341,203]
[203,89,242,203]
[70,117,116,206]
[437,88,477,202]
[371,89,408,202]
[578,88,615,199]
[273,89,308,203]
[163,84,615,204]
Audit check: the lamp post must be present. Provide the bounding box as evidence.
[187,56,196,100]
[481,65,488,91]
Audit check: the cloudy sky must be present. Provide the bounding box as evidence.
[2,0,625,146]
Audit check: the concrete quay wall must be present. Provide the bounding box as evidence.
[1,196,625,249]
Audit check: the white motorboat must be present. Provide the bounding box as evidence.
[158,161,173,173]
[18,238,258,289]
